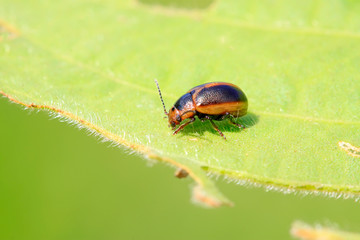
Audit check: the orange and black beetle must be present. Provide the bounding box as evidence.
[155,80,248,140]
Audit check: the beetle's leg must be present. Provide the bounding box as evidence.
[222,112,245,129]
[229,117,245,129]
[205,116,226,140]
[219,112,230,120]
[173,118,195,135]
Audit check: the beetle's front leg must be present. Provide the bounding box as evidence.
[173,118,196,135]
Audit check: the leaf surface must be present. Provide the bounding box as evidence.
[1,0,360,206]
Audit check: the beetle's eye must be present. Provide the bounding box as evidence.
[176,115,181,122]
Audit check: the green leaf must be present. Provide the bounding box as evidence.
[1,0,360,207]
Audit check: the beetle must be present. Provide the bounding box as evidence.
[155,80,248,140]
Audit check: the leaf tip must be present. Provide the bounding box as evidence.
[191,185,233,208]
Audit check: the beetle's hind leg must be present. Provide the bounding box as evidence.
[229,117,245,129]
[222,112,245,129]
[173,117,195,135]
[205,116,226,140]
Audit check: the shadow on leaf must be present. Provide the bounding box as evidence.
[178,112,259,139]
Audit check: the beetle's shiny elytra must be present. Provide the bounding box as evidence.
[155,80,248,140]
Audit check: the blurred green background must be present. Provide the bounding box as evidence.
[1,97,360,239]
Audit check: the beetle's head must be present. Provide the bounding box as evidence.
[168,106,181,129]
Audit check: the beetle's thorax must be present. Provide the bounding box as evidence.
[168,93,196,128]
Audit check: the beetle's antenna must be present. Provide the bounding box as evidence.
[154,79,168,115]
